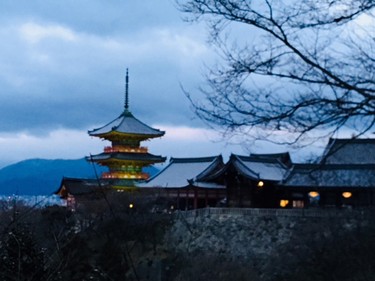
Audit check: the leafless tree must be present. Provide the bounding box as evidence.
[177,0,375,145]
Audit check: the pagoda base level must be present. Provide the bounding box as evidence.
[102,172,149,180]
[104,178,145,188]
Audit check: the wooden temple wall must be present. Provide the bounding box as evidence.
[150,188,226,210]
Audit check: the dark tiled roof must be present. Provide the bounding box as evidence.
[55,177,111,197]
[87,152,166,163]
[249,152,292,167]
[198,154,290,182]
[320,138,375,164]
[282,164,375,188]
[231,154,289,181]
[88,110,165,138]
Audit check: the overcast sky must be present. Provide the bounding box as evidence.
[0,0,326,168]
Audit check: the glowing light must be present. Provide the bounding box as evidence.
[280,200,289,208]
[257,181,264,187]
[342,192,352,198]
[103,146,148,153]
[308,191,319,198]
[101,172,149,180]
[129,203,134,209]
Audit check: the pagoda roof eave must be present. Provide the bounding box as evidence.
[86,152,166,164]
[88,111,165,138]
[89,130,164,140]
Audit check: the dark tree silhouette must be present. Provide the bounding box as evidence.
[0,225,45,281]
[0,193,173,281]
[177,0,375,145]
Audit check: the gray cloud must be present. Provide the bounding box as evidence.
[0,0,182,36]
[0,0,348,168]
[0,0,212,135]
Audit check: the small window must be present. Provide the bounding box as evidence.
[308,191,320,206]
[293,200,304,208]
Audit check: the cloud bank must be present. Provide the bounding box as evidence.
[0,0,250,167]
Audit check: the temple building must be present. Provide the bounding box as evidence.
[280,138,375,208]
[86,70,166,188]
[56,177,111,211]
[138,138,375,209]
[205,153,292,208]
[54,71,375,210]
[139,156,226,209]
[57,131,375,209]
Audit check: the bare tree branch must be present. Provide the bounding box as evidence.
[177,0,375,145]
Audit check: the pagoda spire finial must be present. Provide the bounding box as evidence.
[124,68,129,111]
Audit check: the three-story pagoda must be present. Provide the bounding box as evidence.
[87,70,166,188]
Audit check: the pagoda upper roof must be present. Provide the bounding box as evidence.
[88,110,165,138]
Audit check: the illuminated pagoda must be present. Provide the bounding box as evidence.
[87,69,166,188]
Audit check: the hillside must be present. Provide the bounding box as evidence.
[0,158,159,195]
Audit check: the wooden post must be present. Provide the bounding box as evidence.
[194,189,198,209]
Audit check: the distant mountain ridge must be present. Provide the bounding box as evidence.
[0,158,159,195]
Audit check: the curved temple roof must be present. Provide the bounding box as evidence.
[206,154,290,182]
[320,138,375,165]
[233,154,289,181]
[282,164,375,188]
[88,110,165,138]
[55,177,111,198]
[139,156,224,188]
